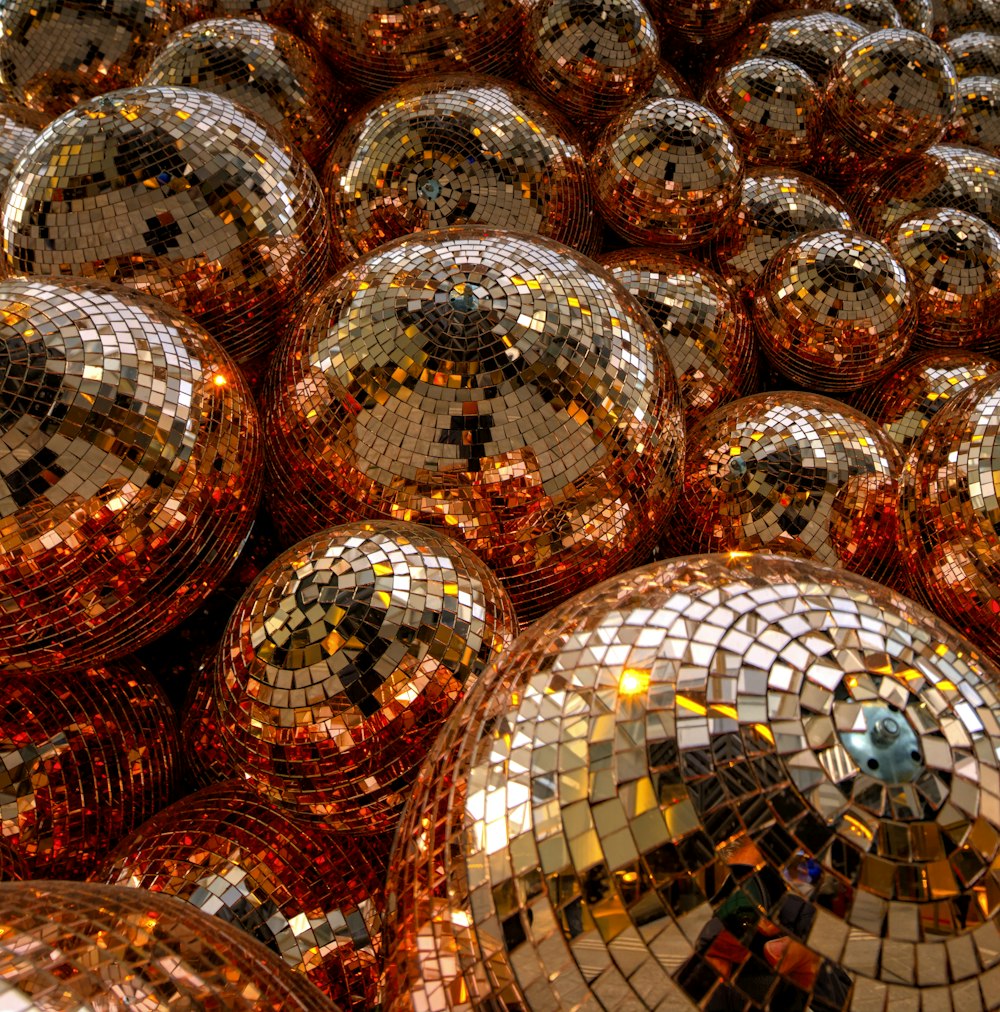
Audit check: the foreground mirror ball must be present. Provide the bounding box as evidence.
[384,553,1000,1012]
[0,278,261,672]
[263,228,686,622]
[0,882,337,1010]
[1,86,330,364]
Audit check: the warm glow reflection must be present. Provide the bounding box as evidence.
[618,668,650,696]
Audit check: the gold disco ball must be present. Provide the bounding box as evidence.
[803,0,903,30]
[0,277,261,673]
[753,228,916,391]
[141,17,345,167]
[897,0,937,34]
[948,74,1000,154]
[651,0,753,45]
[673,391,903,584]
[262,227,686,623]
[322,75,599,263]
[946,29,1000,74]
[383,551,1000,1012]
[0,882,336,1010]
[1,86,331,365]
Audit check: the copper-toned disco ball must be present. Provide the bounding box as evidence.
[650,58,695,98]
[899,371,1000,658]
[703,57,821,167]
[1,86,331,365]
[383,551,1000,1012]
[0,881,336,1010]
[322,75,599,263]
[810,0,904,30]
[103,780,385,1007]
[883,206,1000,347]
[263,228,685,622]
[141,18,344,168]
[897,0,937,34]
[177,0,302,23]
[300,0,523,94]
[0,0,181,120]
[851,347,1000,448]
[673,392,902,582]
[181,652,237,787]
[0,110,37,193]
[651,0,752,45]
[212,519,518,830]
[709,168,855,297]
[593,97,744,248]
[948,74,1000,154]
[753,229,916,391]
[947,29,1000,74]
[596,248,758,423]
[0,278,261,673]
[0,663,179,880]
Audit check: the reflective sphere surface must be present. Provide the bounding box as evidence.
[947,30,1000,76]
[948,74,1000,155]
[653,0,752,44]
[0,111,37,193]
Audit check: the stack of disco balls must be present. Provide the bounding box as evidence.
[2,0,1000,1008]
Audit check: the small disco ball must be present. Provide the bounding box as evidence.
[596,248,758,423]
[211,519,518,830]
[593,97,744,248]
[709,168,855,297]
[262,227,686,623]
[0,109,37,193]
[946,29,1000,75]
[322,75,599,263]
[0,0,181,120]
[383,551,1000,1012]
[753,229,916,391]
[651,0,753,45]
[899,371,1000,658]
[897,0,937,34]
[883,206,1000,347]
[650,58,695,98]
[1,86,331,365]
[300,0,524,94]
[812,0,904,30]
[850,348,1000,448]
[673,392,902,583]
[0,882,335,1010]
[0,278,261,673]
[103,780,386,1007]
[948,74,1000,154]
[141,17,345,168]
[946,0,1000,33]
[0,663,179,880]
[703,57,821,167]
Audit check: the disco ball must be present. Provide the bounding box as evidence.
[262,228,685,622]
[1,86,331,365]
[650,58,695,99]
[0,882,335,1010]
[753,229,916,391]
[673,392,902,583]
[808,0,903,30]
[596,248,758,423]
[180,651,237,787]
[0,277,261,673]
[103,780,386,1007]
[593,97,744,248]
[212,519,518,830]
[652,0,752,45]
[0,663,179,880]
[703,57,821,167]
[851,348,1000,448]
[883,206,1000,347]
[948,74,1000,154]
[946,0,1000,33]
[897,0,937,35]
[947,29,1000,75]
[177,0,302,25]
[141,17,344,167]
[383,551,1000,1011]
[322,75,599,263]
[899,371,1000,659]
[0,109,37,194]
[708,168,855,297]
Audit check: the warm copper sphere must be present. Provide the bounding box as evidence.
[946,29,1000,74]
[103,780,386,1007]
[651,0,753,45]
[383,551,1000,1011]
[851,348,1000,448]
[597,248,758,422]
[673,392,902,582]
[322,75,599,262]
[0,278,261,673]
[753,228,916,390]
[141,18,344,167]
[593,97,744,248]
[0,663,179,880]
[948,74,1000,154]
[1,86,331,364]
[883,206,1000,347]
[0,882,336,1010]
[262,228,685,622]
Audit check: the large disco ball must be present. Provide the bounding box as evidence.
[212,519,517,830]
[262,227,686,622]
[103,780,386,1007]
[0,882,335,1010]
[322,75,599,263]
[0,278,261,673]
[384,552,1000,1011]
[1,86,330,364]
[0,663,179,880]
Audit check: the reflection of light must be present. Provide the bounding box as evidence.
[619,668,649,697]
[676,695,707,715]
[212,374,227,387]
[711,704,738,720]
[843,814,873,840]
[621,871,638,883]
[753,723,774,743]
